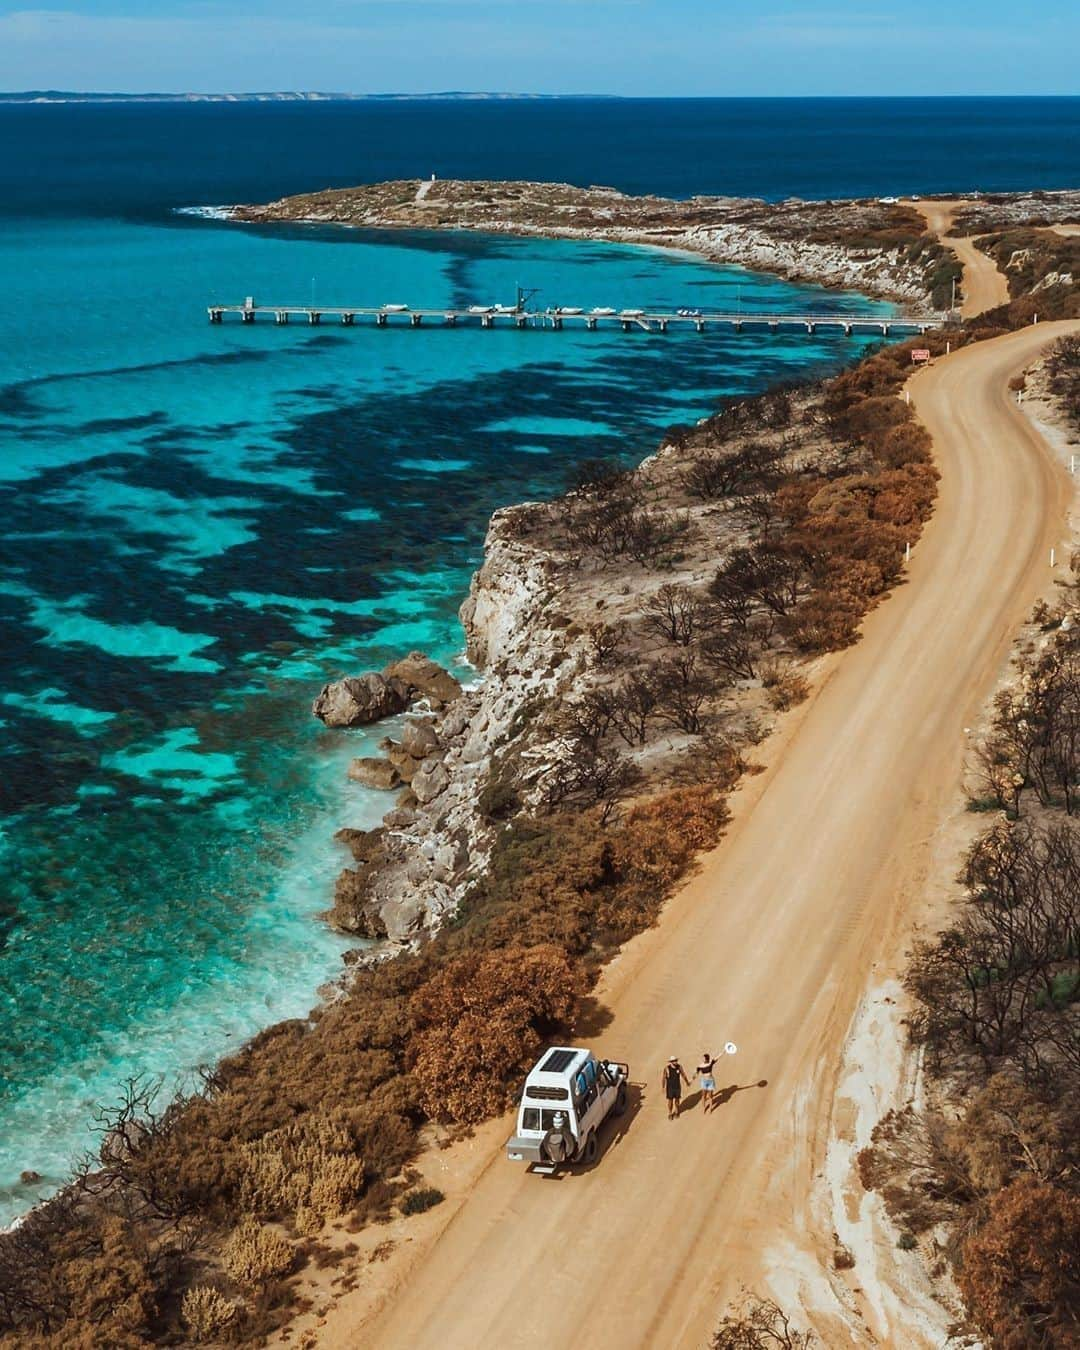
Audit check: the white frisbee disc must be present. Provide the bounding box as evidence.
[724,1042,737,1056]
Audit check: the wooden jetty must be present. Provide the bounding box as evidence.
[208,298,945,336]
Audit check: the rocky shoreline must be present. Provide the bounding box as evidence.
[312,352,942,961]
[314,505,607,946]
[227,178,958,305]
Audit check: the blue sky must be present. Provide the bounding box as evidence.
[0,1,1077,96]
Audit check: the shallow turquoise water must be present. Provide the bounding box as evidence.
[0,205,892,1219]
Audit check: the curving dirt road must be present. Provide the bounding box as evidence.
[915,199,1011,317]
[345,320,1078,1349]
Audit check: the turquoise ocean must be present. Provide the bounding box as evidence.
[6,96,1073,1220]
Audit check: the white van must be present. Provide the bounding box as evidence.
[505,1046,629,1174]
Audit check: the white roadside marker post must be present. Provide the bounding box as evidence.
[905,541,911,563]
[1051,548,1056,568]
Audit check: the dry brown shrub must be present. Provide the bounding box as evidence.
[806,479,867,520]
[958,1177,1080,1348]
[222,1218,293,1288]
[180,1285,238,1342]
[878,420,932,467]
[835,393,911,447]
[409,945,580,1124]
[760,659,810,711]
[785,591,863,653]
[622,784,730,860]
[54,1214,157,1341]
[237,1113,364,1223]
[712,1294,816,1348]
[293,1206,323,1238]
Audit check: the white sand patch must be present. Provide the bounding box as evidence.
[764,983,963,1348]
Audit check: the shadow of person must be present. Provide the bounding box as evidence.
[681,1089,703,1113]
[712,1079,769,1110]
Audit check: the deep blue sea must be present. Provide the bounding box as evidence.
[1,97,1076,1221]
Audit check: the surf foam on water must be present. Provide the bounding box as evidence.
[174,204,236,221]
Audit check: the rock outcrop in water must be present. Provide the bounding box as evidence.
[347,757,401,790]
[312,673,410,727]
[312,652,462,727]
[383,652,462,706]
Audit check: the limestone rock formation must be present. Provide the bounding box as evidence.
[312,673,410,727]
[400,717,441,758]
[385,743,422,783]
[347,757,401,790]
[333,826,385,861]
[383,652,462,706]
[411,756,451,804]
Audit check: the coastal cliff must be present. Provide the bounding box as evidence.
[325,510,568,943]
[321,347,945,953]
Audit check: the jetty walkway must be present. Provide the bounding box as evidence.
[208,299,944,336]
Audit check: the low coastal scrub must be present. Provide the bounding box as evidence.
[399,1187,444,1216]
[975,229,1080,325]
[711,1295,816,1348]
[222,1219,294,1288]
[860,545,1080,1341]
[180,1285,238,1342]
[0,289,962,1347]
[409,944,580,1123]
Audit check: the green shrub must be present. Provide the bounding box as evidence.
[401,1187,445,1216]
[478,767,520,820]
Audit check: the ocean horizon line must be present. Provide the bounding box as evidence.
[5,90,1080,105]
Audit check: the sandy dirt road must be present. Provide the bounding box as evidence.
[350,322,1078,1350]
[915,199,1011,316]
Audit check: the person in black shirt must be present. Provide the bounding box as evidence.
[697,1052,719,1112]
[661,1056,690,1119]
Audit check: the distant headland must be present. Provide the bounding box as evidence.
[0,90,617,105]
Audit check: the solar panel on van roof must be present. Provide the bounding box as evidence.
[540,1049,577,1074]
